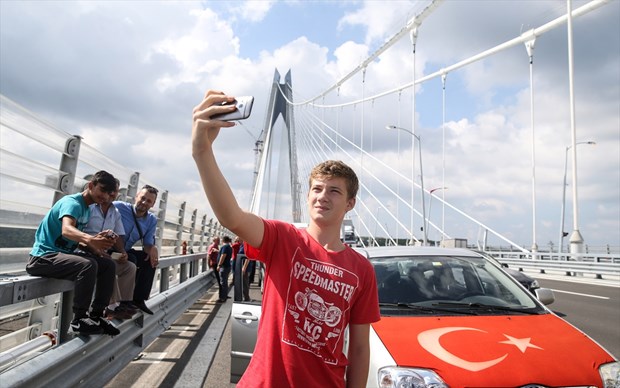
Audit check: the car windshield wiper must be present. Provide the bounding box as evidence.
[433,302,542,315]
[379,302,478,315]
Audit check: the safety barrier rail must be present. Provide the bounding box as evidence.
[0,252,216,385]
[487,251,620,280]
[0,94,229,381]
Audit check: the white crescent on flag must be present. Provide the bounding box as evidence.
[418,327,508,372]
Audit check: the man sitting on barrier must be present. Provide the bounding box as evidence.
[114,184,160,315]
[81,178,137,320]
[26,171,121,336]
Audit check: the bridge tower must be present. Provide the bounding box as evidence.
[250,69,302,222]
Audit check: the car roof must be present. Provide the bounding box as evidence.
[353,246,484,259]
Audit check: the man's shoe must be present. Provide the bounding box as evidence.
[105,307,133,320]
[70,317,104,336]
[120,301,140,312]
[95,317,120,336]
[116,303,138,315]
[133,300,154,315]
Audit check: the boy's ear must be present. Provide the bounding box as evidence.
[346,197,356,212]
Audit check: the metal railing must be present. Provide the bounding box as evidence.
[486,250,620,280]
[0,94,230,378]
[0,253,216,386]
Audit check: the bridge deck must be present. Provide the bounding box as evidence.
[104,280,261,387]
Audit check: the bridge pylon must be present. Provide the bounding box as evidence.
[251,69,302,223]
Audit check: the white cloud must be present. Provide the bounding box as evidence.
[1,0,617,248]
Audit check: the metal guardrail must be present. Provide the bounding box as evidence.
[0,94,232,365]
[0,253,216,386]
[487,250,620,280]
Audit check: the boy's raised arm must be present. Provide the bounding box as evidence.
[191,90,264,248]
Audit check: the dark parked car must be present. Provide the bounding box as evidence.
[475,251,541,294]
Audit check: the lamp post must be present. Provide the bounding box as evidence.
[386,125,427,245]
[559,140,595,255]
[427,187,447,246]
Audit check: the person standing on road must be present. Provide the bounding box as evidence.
[26,171,121,336]
[216,235,233,302]
[114,185,160,315]
[231,236,241,283]
[191,90,380,387]
[207,236,221,295]
[239,243,254,302]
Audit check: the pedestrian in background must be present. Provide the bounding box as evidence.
[207,236,221,296]
[216,235,232,302]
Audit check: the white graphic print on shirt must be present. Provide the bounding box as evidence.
[282,248,359,365]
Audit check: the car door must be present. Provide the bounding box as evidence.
[230,300,261,383]
[230,255,263,383]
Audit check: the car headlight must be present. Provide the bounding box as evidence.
[599,361,619,388]
[530,279,540,289]
[378,367,448,388]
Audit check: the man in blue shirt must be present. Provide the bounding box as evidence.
[114,184,160,315]
[82,179,137,320]
[27,171,121,336]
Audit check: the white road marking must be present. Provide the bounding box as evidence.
[551,289,610,300]
[133,352,167,364]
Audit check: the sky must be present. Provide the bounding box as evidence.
[1,0,618,250]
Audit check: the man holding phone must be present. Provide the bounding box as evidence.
[191,90,380,387]
[82,178,137,320]
[26,171,121,336]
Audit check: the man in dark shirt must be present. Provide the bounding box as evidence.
[216,236,232,302]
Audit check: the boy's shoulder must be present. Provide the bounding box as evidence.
[55,192,85,210]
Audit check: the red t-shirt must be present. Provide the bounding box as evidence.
[232,241,241,260]
[238,220,380,388]
[207,243,219,268]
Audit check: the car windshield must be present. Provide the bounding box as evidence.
[370,255,544,316]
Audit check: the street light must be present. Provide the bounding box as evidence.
[427,187,447,245]
[386,125,427,245]
[559,140,595,255]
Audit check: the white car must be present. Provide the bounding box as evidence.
[230,246,619,387]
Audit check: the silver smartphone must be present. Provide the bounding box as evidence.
[212,96,254,121]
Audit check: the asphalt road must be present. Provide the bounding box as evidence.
[537,277,620,358]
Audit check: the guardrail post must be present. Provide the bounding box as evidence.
[199,214,207,253]
[180,263,188,283]
[175,202,186,282]
[175,202,186,256]
[189,209,198,276]
[47,135,82,344]
[156,190,167,254]
[160,267,170,292]
[127,172,140,203]
[52,135,81,204]
[156,191,168,292]
[59,289,74,343]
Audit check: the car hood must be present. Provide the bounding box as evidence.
[372,314,615,387]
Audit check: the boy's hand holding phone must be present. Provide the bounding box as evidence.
[211,96,254,121]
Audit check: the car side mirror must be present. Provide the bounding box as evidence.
[535,287,555,306]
